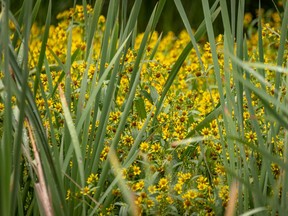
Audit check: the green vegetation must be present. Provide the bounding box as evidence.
[0,0,288,215]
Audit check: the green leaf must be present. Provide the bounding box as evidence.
[33,0,51,96]
[150,85,159,103]
[58,86,85,187]
[135,97,147,119]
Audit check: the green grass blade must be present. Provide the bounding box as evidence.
[229,54,288,121]
[151,1,221,129]
[10,1,24,47]
[235,0,245,136]
[202,0,242,184]
[219,0,232,45]
[230,137,288,171]
[58,86,85,187]
[120,0,142,42]
[107,20,119,61]
[46,46,83,95]
[135,97,147,119]
[108,150,139,215]
[98,0,118,74]
[151,0,166,32]
[11,0,33,213]
[186,103,222,137]
[82,0,88,30]
[94,3,159,199]
[149,32,162,60]
[174,0,208,72]
[239,208,267,216]
[124,107,154,163]
[274,1,288,95]
[9,50,67,215]
[85,0,104,60]
[94,65,141,199]
[9,11,22,48]
[0,0,12,215]
[128,2,162,91]
[31,0,41,24]
[231,0,236,37]
[257,1,265,80]
[33,0,51,96]
[76,33,131,133]
[242,38,269,206]
[280,132,288,213]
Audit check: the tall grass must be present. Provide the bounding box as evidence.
[177,0,288,215]
[1,0,288,215]
[1,0,170,215]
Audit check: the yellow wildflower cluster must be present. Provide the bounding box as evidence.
[3,4,287,215]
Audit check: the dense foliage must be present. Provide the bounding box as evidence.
[1,0,288,215]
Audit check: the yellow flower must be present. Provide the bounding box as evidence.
[244,13,252,26]
[150,143,161,153]
[197,182,209,191]
[139,191,147,199]
[213,177,221,186]
[109,111,121,121]
[98,15,106,24]
[132,180,145,191]
[183,199,192,209]
[197,176,208,184]
[219,185,229,206]
[245,131,257,143]
[80,186,90,196]
[214,165,225,178]
[148,185,157,194]
[166,196,173,204]
[174,183,183,194]
[272,12,281,23]
[271,163,280,177]
[87,173,98,185]
[136,180,145,190]
[122,135,134,146]
[66,189,71,200]
[182,189,198,200]
[156,194,162,202]
[158,177,169,191]
[135,196,142,205]
[132,165,141,176]
[100,146,110,161]
[0,103,5,112]
[140,142,149,152]
[121,168,127,179]
[146,199,154,208]
[112,189,121,196]
[201,127,211,138]
[214,143,222,153]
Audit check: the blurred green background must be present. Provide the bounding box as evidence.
[10,0,282,34]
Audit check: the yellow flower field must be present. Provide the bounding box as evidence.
[1,1,288,215]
